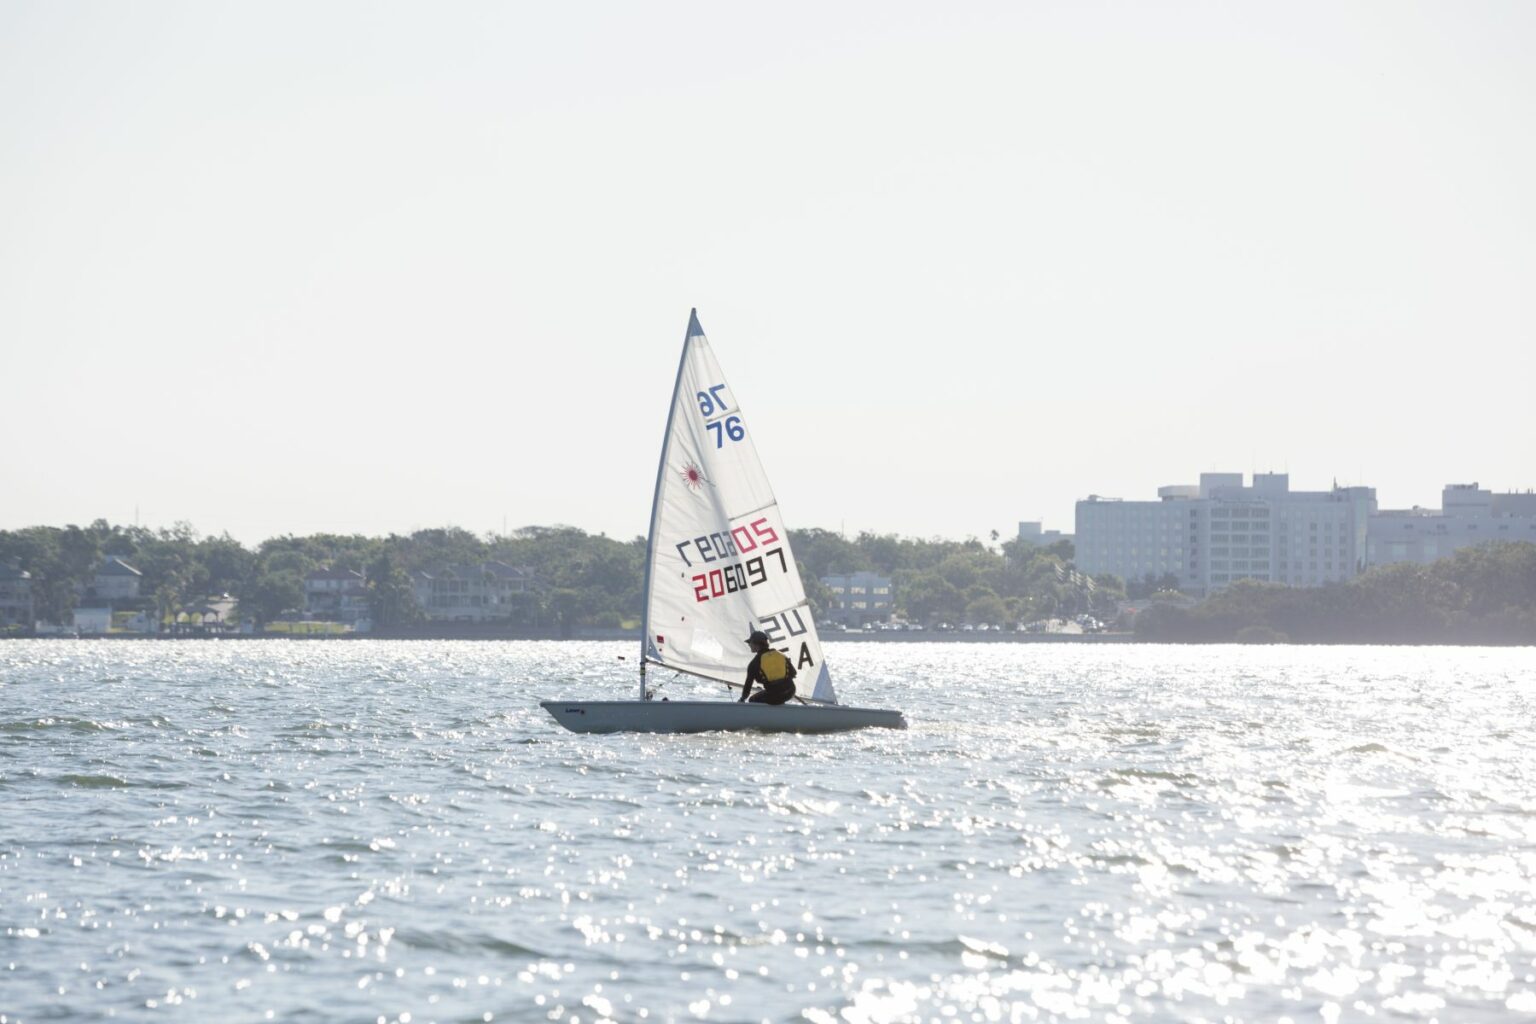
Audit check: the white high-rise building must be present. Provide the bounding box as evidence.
[1076,472,1376,596]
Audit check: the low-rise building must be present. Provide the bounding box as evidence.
[93,557,142,601]
[1367,483,1536,566]
[69,556,148,632]
[171,595,239,633]
[303,568,369,624]
[413,561,537,622]
[1016,522,1073,548]
[0,562,33,629]
[820,571,895,626]
[73,606,112,634]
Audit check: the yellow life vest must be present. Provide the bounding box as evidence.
[760,649,789,682]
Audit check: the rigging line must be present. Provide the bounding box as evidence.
[732,500,780,521]
[639,658,824,705]
[763,598,814,617]
[638,313,699,699]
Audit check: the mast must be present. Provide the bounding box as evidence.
[637,309,701,700]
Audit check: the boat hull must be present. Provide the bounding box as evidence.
[539,700,907,735]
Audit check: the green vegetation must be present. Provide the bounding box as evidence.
[1134,541,1536,644]
[787,531,1120,625]
[0,520,643,631]
[264,620,353,636]
[1,520,1105,632]
[0,521,251,625]
[7,520,1532,644]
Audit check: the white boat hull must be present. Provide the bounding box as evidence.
[539,700,906,735]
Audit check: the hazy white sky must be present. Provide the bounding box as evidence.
[3,1,1532,544]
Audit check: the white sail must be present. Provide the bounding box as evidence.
[640,311,838,705]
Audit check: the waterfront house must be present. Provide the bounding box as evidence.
[92,557,143,601]
[0,562,33,629]
[413,561,538,622]
[303,567,370,625]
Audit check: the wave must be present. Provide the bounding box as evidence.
[56,773,130,788]
[390,927,544,958]
[1,717,107,733]
[1098,767,1201,788]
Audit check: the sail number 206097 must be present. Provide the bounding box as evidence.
[692,548,788,603]
[697,383,744,448]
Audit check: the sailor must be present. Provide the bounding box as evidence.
[739,630,797,705]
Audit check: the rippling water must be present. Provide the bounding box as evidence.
[1,640,1534,1023]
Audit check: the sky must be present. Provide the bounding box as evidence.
[2,1,1533,546]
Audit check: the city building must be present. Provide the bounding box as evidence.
[1076,472,1377,596]
[413,561,538,622]
[0,562,33,629]
[820,571,895,626]
[303,568,369,624]
[1368,483,1536,566]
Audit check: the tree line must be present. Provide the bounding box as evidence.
[1134,541,1536,644]
[6,520,1532,642]
[0,520,1111,631]
[0,521,646,631]
[792,529,1117,624]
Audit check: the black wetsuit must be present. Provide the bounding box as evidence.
[740,650,797,705]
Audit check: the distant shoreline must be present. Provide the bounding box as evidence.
[4,629,1138,644]
[10,632,1529,646]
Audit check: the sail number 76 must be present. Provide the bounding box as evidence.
[697,383,744,448]
[707,417,744,448]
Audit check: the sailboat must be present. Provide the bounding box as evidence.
[540,311,907,735]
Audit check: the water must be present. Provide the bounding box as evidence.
[1,640,1534,1023]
